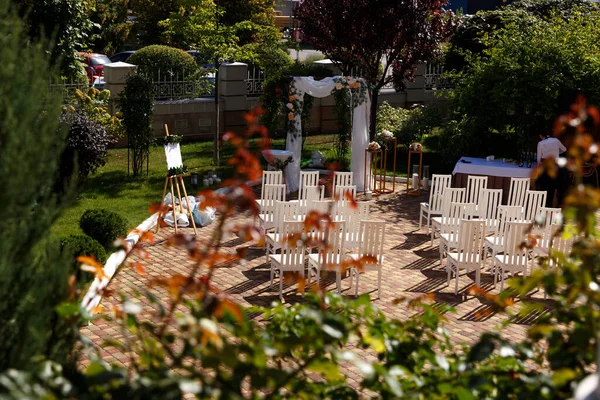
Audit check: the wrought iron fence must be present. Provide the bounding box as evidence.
[151,69,213,100]
[246,64,265,96]
[48,78,88,99]
[424,62,453,91]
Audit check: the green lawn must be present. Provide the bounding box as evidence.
[51,134,446,238]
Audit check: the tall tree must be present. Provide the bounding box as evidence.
[12,0,94,80]
[0,0,76,370]
[89,0,131,54]
[160,0,282,165]
[296,0,454,138]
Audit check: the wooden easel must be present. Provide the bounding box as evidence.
[156,124,197,235]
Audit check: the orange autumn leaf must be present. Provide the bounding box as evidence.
[215,298,244,322]
[78,256,108,280]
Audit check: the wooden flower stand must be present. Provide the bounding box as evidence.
[406,149,423,197]
[376,138,397,194]
[364,149,382,194]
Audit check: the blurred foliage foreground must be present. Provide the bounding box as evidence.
[1,100,600,399]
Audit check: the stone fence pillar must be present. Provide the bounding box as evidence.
[219,62,249,135]
[104,62,137,115]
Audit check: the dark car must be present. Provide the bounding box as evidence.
[78,52,112,84]
[109,51,136,63]
[186,50,215,69]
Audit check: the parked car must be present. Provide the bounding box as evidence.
[109,51,136,63]
[186,50,215,69]
[78,52,112,84]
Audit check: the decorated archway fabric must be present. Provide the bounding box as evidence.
[285,76,370,193]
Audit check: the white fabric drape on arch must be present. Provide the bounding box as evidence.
[285,76,370,193]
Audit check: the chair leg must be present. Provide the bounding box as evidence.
[426,213,431,234]
[475,269,481,287]
[355,269,359,297]
[336,269,341,294]
[279,270,284,299]
[419,209,423,230]
[439,243,444,267]
[454,265,459,295]
[377,267,382,299]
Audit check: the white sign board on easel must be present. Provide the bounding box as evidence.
[164,143,183,169]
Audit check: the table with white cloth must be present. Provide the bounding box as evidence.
[452,157,534,204]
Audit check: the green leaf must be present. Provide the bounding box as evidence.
[55,303,81,317]
[468,336,496,363]
[86,361,108,377]
[551,368,577,387]
[455,387,476,400]
[308,359,344,382]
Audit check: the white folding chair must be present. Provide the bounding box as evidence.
[420,174,452,233]
[307,220,346,293]
[478,188,503,234]
[256,170,283,209]
[308,199,334,216]
[484,205,523,272]
[344,202,371,251]
[258,184,286,232]
[523,190,547,222]
[299,171,321,201]
[348,220,386,298]
[333,184,357,222]
[334,184,357,201]
[466,175,488,216]
[431,187,466,244]
[446,219,486,295]
[265,200,300,266]
[494,221,530,290]
[507,177,531,207]
[300,185,323,215]
[333,171,353,197]
[439,202,475,267]
[530,207,562,272]
[268,220,306,299]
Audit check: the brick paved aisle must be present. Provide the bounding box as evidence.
[81,189,542,385]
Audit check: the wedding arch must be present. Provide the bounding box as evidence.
[284,76,370,193]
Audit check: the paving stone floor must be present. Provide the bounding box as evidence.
[81,189,546,391]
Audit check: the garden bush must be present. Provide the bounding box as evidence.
[128,45,200,80]
[79,209,128,250]
[58,110,113,188]
[60,234,107,285]
[376,102,444,147]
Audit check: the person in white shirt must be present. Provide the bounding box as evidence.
[537,135,567,165]
[536,133,568,207]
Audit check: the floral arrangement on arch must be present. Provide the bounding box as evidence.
[286,81,303,140]
[367,141,381,152]
[331,76,369,106]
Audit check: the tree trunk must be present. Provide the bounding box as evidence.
[369,86,380,140]
[213,62,220,166]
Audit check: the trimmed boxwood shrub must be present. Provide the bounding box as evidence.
[79,209,128,250]
[128,45,199,80]
[60,235,107,286]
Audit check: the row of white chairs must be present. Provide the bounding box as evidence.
[420,174,535,234]
[266,210,386,300]
[441,217,573,295]
[257,170,354,208]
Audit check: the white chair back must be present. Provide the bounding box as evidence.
[478,189,502,232]
[334,184,357,202]
[279,220,306,270]
[299,171,320,200]
[301,185,323,214]
[502,221,530,268]
[455,219,486,267]
[497,205,523,238]
[333,172,353,195]
[466,175,488,207]
[359,220,385,265]
[309,200,334,215]
[535,207,561,248]
[440,202,475,235]
[273,200,299,234]
[344,202,371,250]
[318,220,346,267]
[428,174,452,213]
[261,184,286,226]
[261,171,283,200]
[440,188,467,217]
[523,190,547,222]
[507,177,531,207]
